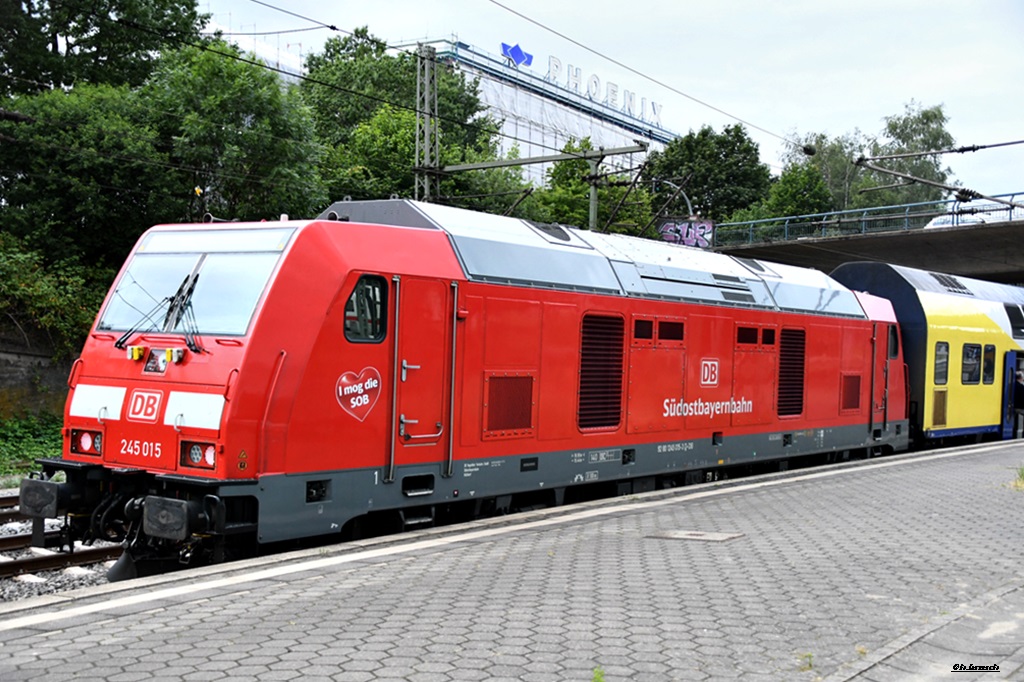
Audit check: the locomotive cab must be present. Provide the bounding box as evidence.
[21,225,297,574]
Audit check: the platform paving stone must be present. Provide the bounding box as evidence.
[4,444,1024,680]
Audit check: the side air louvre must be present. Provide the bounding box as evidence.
[930,272,972,296]
[485,375,534,432]
[722,291,757,303]
[578,314,624,429]
[778,329,806,416]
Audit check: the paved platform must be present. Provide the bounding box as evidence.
[2,442,1024,681]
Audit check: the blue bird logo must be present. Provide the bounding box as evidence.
[501,43,533,67]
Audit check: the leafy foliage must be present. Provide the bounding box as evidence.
[0,83,179,270]
[858,101,954,206]
[785,101,955,211]
[142,40,327,222]
[783,130,867,211]
[303,28,527,209]
[643,124,771,222]
[728,163,833,223]
[536,138,653,233]
[0,413,62,478]
[0,233,107,357]
[0,0,208,96]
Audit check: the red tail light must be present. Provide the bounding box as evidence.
[70,429,103,456]
[180,441,216,469]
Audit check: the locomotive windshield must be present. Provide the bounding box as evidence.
[97,228,294,337]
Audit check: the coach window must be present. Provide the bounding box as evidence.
[961,344,981,385]
[934,342,949,385]
[983,344,996,384]
[344,275,387,343]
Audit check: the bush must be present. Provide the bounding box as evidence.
[0,413,62,479]
[0,233,109,358]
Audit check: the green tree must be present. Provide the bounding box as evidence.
[0,233,108,357]
[786,101,955,211]
[534,138,653,233]
[304,28,527,206]
[326,104,417,200]
[142,41,327,222]
[783,130,867,211]
[0,0,208,96]
[0,83,179,269]
[304,29,488,150]
[729,163,833,223]
[643,124,771,222]
[854,101,955,207]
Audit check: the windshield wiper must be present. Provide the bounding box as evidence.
[116,256,207,353]
[162,256,206,353]
[114,298,170,350]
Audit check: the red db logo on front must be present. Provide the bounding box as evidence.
[127,389,162,422]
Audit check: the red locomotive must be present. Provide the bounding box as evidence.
[20,199,911,578]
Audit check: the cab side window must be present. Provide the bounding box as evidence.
[344,275,387,342]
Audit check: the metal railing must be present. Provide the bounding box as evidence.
[713,193,1024,247]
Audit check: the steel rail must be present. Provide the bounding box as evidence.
[0,545,122,579]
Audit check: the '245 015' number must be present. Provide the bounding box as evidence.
[120,439,161,458]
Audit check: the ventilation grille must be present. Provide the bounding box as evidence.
[933,390,947,427]
[722,291,757,303]
[778,329,806,416]
[841,375,861,411]
[578,315,624,429]
[486,375,534,432]
[930,272,973,296]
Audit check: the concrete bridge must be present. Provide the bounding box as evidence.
[717,217,1024,284]
[707,195,1024,284]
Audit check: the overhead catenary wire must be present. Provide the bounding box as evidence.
[484,0,807,151]
[243,0,800,153]
[117,16,592,162]
[235,0,680,171]
[230,0,670,188]
[202,26,326,37]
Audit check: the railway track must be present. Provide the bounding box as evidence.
[0,545,123,580]
[0,494,23,524]
[1,493,122,581]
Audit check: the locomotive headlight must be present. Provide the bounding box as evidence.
[204,445,216,466]
[188,444,203,465]
[80,432,92,452]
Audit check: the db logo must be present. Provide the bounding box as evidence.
[700,359,719,387]
[127,389,163,422]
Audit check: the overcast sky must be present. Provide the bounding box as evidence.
[199,0,1024,199]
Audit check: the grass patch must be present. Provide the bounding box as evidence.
[0,413,62,485]
[1013,464,1024,491]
